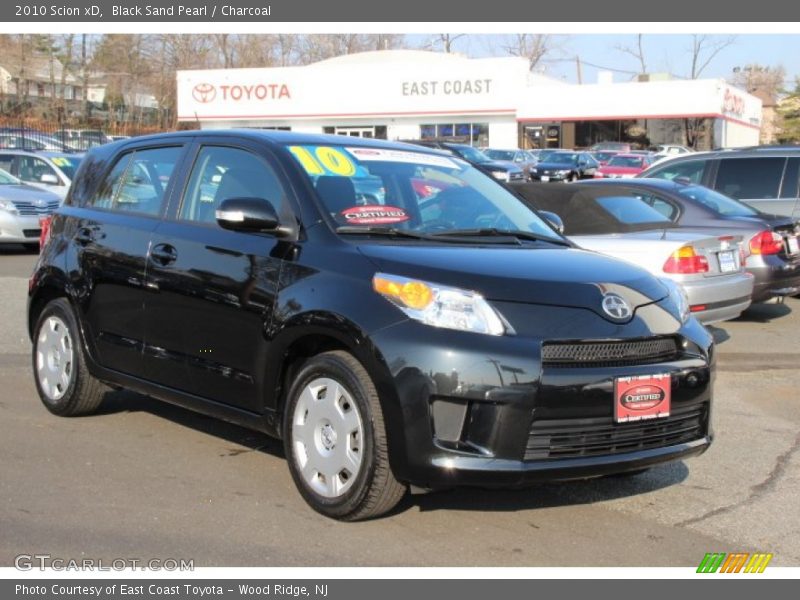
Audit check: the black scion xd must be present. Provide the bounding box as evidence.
[28,131,713,520]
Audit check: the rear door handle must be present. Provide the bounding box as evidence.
[74,228,94,245]
[150,243,178,266]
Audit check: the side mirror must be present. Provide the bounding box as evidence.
[215,197,291,236]
[539,210,565,234]
[40,173,60,185]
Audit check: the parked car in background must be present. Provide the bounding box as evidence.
[0,150,83,200]
[578,178,800,302]
[590,142,632,153]
[0,133,78,153]
[484,148,538,180]
[28,130,714,520]
[109,135,131,142]
[638,146,800,217]
[594,153,657,179]
[590,150,621,166]
[403,140,525,182]
[651,144,694,158]
[529,151,599,182]
[53,129,112,150]
[0,167,62,249]
[513,182,754,323]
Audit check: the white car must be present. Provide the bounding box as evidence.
[0,150,83,201]
[518,182,754,324]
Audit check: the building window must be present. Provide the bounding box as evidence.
[419,123,489,146]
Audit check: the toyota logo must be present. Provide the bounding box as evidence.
[192,83,217,104]
[601,293,632,320]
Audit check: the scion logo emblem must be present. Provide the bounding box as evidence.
[192,83,217,103]
[601,293,632,320]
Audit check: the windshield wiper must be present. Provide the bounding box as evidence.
[430,228,571,246]
[336,226,432,240]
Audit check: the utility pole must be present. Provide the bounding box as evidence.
[575,55,583,84]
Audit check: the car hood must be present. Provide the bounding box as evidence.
[357,243,669,321]
[0,183,61,202]
[478,159,522,173]
[535,161,578,170]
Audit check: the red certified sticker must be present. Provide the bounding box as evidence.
[614,374,671,423]
[340,205,410,225]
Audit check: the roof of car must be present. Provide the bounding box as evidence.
[116,129,452,156]
[573,178,689,192]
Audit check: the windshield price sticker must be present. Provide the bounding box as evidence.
[346,147,459,169]
[340,205,410,225]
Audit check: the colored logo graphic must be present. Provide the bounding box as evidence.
[697,552,773,573]
[192,83,217,103]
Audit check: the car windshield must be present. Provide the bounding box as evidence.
[608,156,644,168]
[485,150,515,161]
[453,145,490,163]
[677,185,758,217]
[0,168,21,185]
[593,152,617,161]
[546,153,579,165]
[286,144,564,243]
[48,155,83,180]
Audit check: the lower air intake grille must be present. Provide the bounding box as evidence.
[541,337,680,368]
[524,403,707,461]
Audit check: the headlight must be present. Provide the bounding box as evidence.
[558,170,571,175]
[373,273,507,335]
[491,171,509,182]
[660,278,690,323]
[0,198,18,214]
[531,168,538,174]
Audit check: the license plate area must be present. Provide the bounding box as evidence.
[541,175,550,182]
[787,236,799,255]
[614,374,671,423]
[717,250,737,273]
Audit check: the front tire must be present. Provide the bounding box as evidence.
[32,298,107,416]
[283,351,406,520]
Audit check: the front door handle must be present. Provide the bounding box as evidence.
[150,243,178,266]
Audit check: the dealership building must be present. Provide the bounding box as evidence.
[177,50,762,150]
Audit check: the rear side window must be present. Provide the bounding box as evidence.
[714,157,785,200]
[646,159,706,184]
[595,195,672,224]
[636,193,679,220]
[87,146,181,216]
[780,158,799,199]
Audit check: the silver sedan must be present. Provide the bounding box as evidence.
[0,168,62,249]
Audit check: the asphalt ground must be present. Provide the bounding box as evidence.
[1,244,798,567]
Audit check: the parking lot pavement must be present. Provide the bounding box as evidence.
[1,254,798,567]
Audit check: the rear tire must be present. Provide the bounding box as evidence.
[283,350,406,520]
[32,298,107,416]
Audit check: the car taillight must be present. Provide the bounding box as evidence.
[749,230,783,255]
[663,245,709,274]
[39,216,52,248]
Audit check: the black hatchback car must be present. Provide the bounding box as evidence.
[28,131,713,520]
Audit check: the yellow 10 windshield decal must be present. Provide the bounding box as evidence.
[288,146,358,177]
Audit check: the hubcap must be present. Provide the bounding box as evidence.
[292,377,364,498]
[35,316,74,402]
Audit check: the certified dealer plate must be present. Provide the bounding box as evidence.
[614,374,671,423]
[788,236,799,255]
[540,175,550,182]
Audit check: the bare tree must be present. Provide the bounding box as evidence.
[688,34,737,79]
[501,34,552,71]
[615,33,647,75]
[426,34,466,54]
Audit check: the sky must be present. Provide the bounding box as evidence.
[405,34,800,89]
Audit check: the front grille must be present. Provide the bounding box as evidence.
[13,200,59,216]
[509,172,525,181]
[524,403,707,461]
[541,337,680,368]
[22,229,41,238]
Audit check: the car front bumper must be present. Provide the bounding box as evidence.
[0,212,42,244]
[369,300,714,490]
